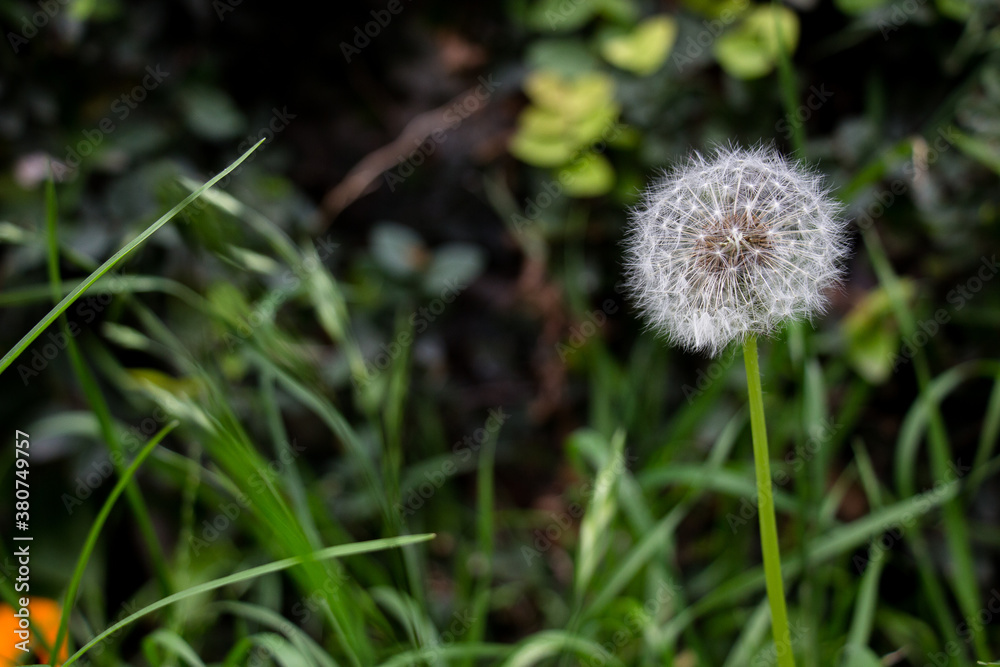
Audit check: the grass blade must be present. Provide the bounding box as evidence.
[60,533,436,667]
[51,421,179,662]
[0,138,265,377]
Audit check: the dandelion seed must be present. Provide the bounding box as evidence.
[623,144,849,356]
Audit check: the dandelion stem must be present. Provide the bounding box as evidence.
[743,335,796,667]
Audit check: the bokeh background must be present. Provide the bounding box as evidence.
[2,0,1000,665]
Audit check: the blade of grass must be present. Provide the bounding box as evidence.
[722,599,771,667]
[863,225,988,659]
[971,369,1000,491]
[842,441,884,662]
[0,138,265,377]
[141,629,207,667]
[44,174,175,600]
[463,408,501,667]
[96,291,380,663]
[60,533,435,667]
[215,601,339,667]
[772,0,804,156]
[638,465,798,513]
[585,410,745,622]
[370,588,438,657]
[377,643,511,667]
[500,630,626,667]
[51,421,179,663]
[575,428,625,600]
[656,479,960,647]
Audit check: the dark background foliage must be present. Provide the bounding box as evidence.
[2,0,1000,664]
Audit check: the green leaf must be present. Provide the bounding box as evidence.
[680,0,750,19]
[713,5,800,79]
[936,0,975,19]
[179,86,247,141]
[523,0,638,32]
[841,281,915,384]
[951,127,1000,175]
[575,429,625,597]
[509,132,579,167]
[370,222,428,277]
[525,0,603,32]
[558,152,615,197]
[510,70,620,167]
[524,70,616,114]
[598,15,678,76]
[69,0,121,21]
[422,243,486,293]
[525,38,602,77]
[834,0,891,14]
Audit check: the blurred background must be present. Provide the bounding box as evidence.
[2,0,1000,665]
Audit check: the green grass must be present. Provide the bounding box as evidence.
[1,124,998,667]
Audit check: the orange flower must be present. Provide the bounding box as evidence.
[0,597,68,666]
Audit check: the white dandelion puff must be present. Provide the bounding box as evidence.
[623,144,849,356]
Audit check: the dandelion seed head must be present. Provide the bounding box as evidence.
[623,144,849,356]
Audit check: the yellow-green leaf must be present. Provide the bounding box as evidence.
[598,15,678,76]
[834,0,891,14]
[842,281,916,384]
[558,153,615,197]
[509,132,580,167]
[511,70,621,167]
[681,0,750,19]
[713,5,799,80]
[125,368,203,400]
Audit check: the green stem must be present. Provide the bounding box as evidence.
[743,335,796,667]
